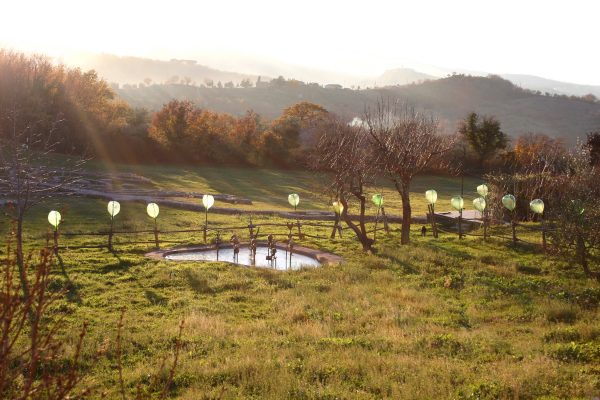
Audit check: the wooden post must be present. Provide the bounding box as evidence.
[248,218,255,239]
[381,207,390,234]
[203,209,208,243]
[295,205,302,239]
[373,206,380,242]
[108,217,114,251]
[483,209,488,241]
[458,209,463,239]
[511,220,517,245]
[153,218,160,249]
[541,215,547,252]
[428,204,438,238]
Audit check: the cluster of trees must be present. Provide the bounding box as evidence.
[311,100,454,250]
[0,49,148,160]
[484,139,600,281]
[0,50,331,167]
[455,112,600,175]
[148,100,328,167]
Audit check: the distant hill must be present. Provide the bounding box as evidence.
[116,74,600,145]
[366,68,438,87]
[501,74,600,98]
[73,53,600,99]
[74,54,260,86]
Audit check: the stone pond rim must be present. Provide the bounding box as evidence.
[146,242,343,266]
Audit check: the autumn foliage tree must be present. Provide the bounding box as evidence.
[148,100,326,167]
[512,132,566,170]
[0,49,133,158]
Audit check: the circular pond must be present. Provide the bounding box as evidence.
[148,243,342,271]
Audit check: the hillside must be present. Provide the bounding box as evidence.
[502,74,600,98]
[362,68,437,87]
[117,75,600,144]
[74,53,260,86]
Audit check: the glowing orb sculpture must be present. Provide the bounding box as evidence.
[147,203,160,219]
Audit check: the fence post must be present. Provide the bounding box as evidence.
[154,218,160,249]
[108,217,114,251]
[373,207,380,242]
[483,210,488,241]
[511,221,517,244]
[541,216,547,252]
[428,204,438,238]
[248,219,255,239]
[381,207,390,235]
[458,209,463,239]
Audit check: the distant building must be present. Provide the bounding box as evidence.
[325,84,343,89]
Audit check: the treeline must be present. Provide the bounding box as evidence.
[0,50,327,167]
[0,49,146,159]
[147,100,327,166]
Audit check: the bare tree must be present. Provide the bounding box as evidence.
[311,117,376,251]
[365,100,454,244]
[546,147,600,281]
[485,134,567,222]
[0,110,84,300]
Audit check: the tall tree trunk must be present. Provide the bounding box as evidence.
[339,194,373,251]
[395,180,412,245]
[576,233,598,281]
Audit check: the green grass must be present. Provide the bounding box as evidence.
[3,165,600,399]
[86,160,481,214]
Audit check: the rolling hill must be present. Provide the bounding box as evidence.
[73,53,260,87]
[501,74,600,98]
[116,74,600,144]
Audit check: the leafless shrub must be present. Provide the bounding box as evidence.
[0,240,91,399]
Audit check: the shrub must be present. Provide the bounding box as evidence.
[545,304,578,324]
[549,342,600,363]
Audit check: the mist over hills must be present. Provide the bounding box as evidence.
[116,74,600,144]
[500,74,600,98]
[73,53,260,87]
[55,53,600,144]
[361,68,438,88]
[71,53,600,100]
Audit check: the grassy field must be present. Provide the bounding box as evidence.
[87,160,480,214]
[2,165,600,399]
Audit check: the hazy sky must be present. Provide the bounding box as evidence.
[2,0,599,84]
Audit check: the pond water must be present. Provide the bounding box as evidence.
[165,245,321,270]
